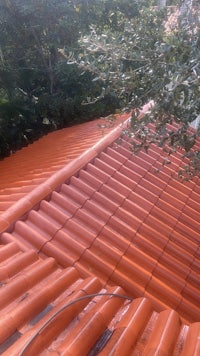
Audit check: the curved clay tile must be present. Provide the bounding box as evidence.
[0,243,199,355]
[0,104,199,354]
[0,113,129,217]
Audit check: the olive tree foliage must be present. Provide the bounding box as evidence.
[72,0,200,178]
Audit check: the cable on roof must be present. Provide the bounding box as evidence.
[19,292,133,356]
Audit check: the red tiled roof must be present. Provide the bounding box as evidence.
[0,105,200,354]
[0,115,128,216]
[0,114,130,233]
[0,242,199,355]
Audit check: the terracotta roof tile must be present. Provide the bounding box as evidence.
[0,115,129,215]
[0,242,199,355]
[1,126,199,325]
[0,104,200,353]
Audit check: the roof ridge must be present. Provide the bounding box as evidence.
[0,117,130,235]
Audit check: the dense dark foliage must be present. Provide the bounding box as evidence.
[1,0,135,157]
[0,0,199,178]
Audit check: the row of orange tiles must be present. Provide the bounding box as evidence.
[0,106,200,354]
[0,114,129,214]
[1,133,199,325]
[0,241,199,355]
